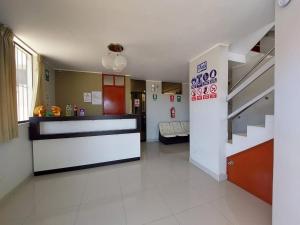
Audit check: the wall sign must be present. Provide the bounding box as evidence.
[177,95,181,102]
[83,92,92,103]
[92,91,102,105]
[170,95,175,102]
[134,99,140,107]
[191,61,218,102]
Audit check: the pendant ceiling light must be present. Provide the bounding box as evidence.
[102,43,127,73]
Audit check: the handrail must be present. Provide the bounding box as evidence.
[227,57,275,101]
[229,47,275,92]
[228,86,274,120]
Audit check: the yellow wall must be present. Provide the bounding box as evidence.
[55,70,131,116]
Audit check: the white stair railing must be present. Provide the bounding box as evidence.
[227,48,275,134]
[227,57,275,102]
[229,47,275,92]
[228,86,274,120]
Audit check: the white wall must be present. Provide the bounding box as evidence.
[273,2,300,225]
[146,81,189,142]
[189,45,228,181]
[231,52,274,133]
[0,123,33,200]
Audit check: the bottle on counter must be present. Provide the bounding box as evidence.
[79,108,85,116]
[65,104,73,117]
[73,104,78,117]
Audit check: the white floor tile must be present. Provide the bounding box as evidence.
[0,143,271,225]
[158,181,211,214]
[23,206,78,225]
[119,163,156,195]
[82,167,121,204]
[123,189,171,225]
[76,199,126,225]
[31,173,87,215]
[145,216,179,225]
[211,191,272,225]
[175,203,233,225]
[0,181,35,225]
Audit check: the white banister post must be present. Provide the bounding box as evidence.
[189,44,228,182]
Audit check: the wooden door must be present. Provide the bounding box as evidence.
[103,75,125,115]
[227,140,274,204]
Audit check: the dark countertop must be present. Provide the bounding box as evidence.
[29,114,139,122]
[29,114,141,140]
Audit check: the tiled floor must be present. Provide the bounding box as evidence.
[0,142,272,225]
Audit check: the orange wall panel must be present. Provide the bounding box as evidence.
[227,140,273,204]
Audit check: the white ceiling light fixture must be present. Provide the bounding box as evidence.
[102,43,127,73]
[277,0,291,7]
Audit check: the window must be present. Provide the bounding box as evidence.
[15,44,33,121]
[162,82,182,95]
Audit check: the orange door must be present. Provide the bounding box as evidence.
[227,140,273,204]
[103,75,125,115]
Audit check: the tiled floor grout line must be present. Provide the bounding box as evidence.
[20,181,36,225]
[141,214,175,225]
[155,181,184,225]
[208,201,236,225]
[72,172,90,225]
[117,167,129,225]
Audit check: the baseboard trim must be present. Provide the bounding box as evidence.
[34,157,140,176]
[189,158,227,182]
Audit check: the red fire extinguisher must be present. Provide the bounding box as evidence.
[170,107,176,118]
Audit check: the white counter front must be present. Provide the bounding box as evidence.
[30,115,141,175]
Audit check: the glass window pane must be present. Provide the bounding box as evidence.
[15,45,33,121]
[115,76,125,86]
[103,75,114,85]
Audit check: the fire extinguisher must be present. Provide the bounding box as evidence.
[170,107,176,118]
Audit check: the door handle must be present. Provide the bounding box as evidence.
[228,160,234,166]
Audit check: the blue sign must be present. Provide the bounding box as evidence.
[191,61,218,102]
[197,61,207,73]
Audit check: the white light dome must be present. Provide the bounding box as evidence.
[102,53,115,69]
[113,54,127,72]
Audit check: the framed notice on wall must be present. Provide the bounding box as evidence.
[83,92,92,103]
[92,91,102,105]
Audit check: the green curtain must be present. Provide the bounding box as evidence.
[0,25,18,143]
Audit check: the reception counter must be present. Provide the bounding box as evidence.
[29,115,141,175]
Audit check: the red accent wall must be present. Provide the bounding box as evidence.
[227,140,273,204]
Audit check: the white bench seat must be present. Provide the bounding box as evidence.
[159,123,176,138]
[180,121,190,135]
[171,122,189,136]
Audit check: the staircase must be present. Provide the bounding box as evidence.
[226,47,275,157]
[226,114,274,156]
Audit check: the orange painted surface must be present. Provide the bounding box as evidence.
[227,140,273,204]
[103,86,125,114]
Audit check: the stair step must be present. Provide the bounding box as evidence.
[234,133,247,137]
[227,115,274,157]
[250,125,265,128]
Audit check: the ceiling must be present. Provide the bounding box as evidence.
[0,0,274,82]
